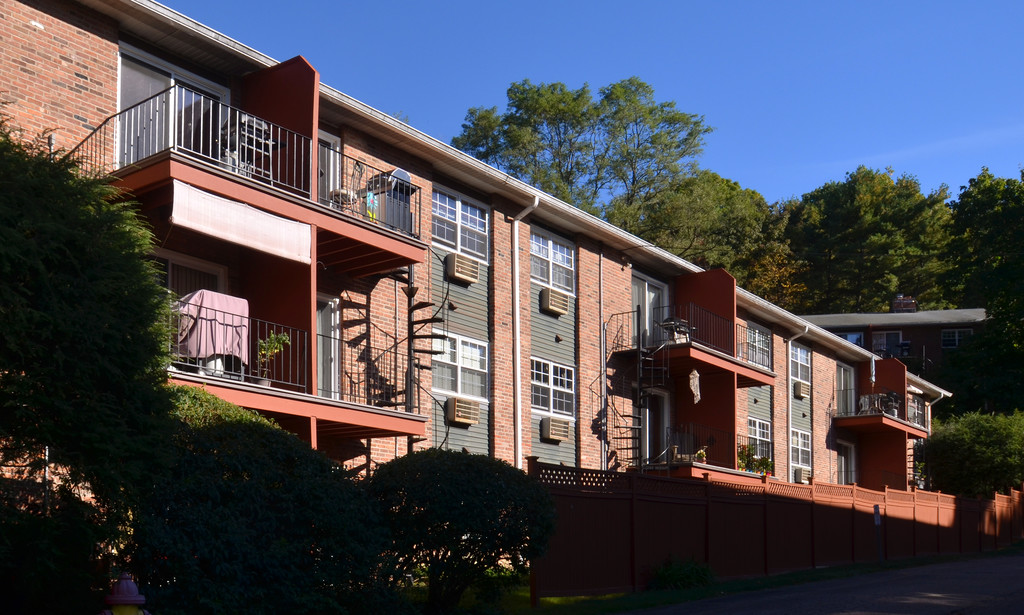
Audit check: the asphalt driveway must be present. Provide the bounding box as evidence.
[620,552,1024,614]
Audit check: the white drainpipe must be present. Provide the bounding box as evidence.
[511,196,540,469]
[787,325,809,480]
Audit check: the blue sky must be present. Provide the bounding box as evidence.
[163,0,1024,205]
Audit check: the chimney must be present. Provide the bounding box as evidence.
[892,294,917,313]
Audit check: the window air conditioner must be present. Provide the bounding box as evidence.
[445,252,480,285]
[540,287,570,315]
[794,467,810,484]
[540,416,571,442]
[446,397,480,426]
[793,380,810,399]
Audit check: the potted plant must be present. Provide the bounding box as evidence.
[694,446,707,463]
[255,331,290,385]
[737,444,755,471]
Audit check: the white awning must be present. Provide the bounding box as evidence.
[170,180,311,264]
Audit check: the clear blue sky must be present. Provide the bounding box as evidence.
[163,0,1024,205]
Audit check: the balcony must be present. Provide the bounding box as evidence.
[318,144,421,238]
[664,422,735,468]
[73,85,312,197]
[169,292,410,410]
[834,386,929,434]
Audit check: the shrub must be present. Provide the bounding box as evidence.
[648,557,715,591]
[365,449,556,614]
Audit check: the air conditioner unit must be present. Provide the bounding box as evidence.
[540,417,571,442]
[540,287,570,315]
[446,397,480,426]
[794,467,810,484]
[793,380,810,399]
[445,252,480,285]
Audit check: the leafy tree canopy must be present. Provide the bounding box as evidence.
[452,77,712,215]
[365,448,556,614]
[781,166,952,314]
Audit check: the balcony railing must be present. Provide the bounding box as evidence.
[170,299,308,392]
[608,303,736,357]
[735,323,772,370]
[316,332,408,408]
[72,86,312,197]
[317,144,421,237]
[665,422,735,468]
[834,387,929,430]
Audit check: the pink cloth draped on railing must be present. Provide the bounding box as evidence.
[175,290,250,366]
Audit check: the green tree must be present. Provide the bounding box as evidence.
[733,199,809,309]
[607,169,770,272]
[129,386,389,615]
[453,77,711,215]
[0,116,173,613]
[783,166,952,314]
[939,169,1024,415]
[924,412,1024,497]
[365,449,556,614]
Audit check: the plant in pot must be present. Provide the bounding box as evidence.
[255,331,290,386]
[694,446,708,463]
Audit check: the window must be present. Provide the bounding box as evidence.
[872,331,902,354]
[836,363,856,416]
[839,332,864,347]
[631,275,668,345]
[836,441,855,485]
[432,333,488,399]
[748,418,772,459]
[530,231,575,293]
[530,358,575,418]
[941,328,973,348]
[790,344,811,383]
[153,248,224,297]
[432,189,488,260]
[745,323,772,369]
[790,428,811,469]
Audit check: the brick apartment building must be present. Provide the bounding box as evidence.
[2,0,950,490]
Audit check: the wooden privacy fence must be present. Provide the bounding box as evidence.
[527,459,1024,598]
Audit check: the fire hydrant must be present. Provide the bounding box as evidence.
[99,572,151,615]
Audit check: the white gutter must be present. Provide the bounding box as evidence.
[511,196,540,468]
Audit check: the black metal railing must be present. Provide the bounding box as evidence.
[169,299,308,392]
[834,386,928,430]
[317,144,421,237]
[72,86,312,196]
[736,434,774,474]
[665,422,734,468]
[316,332,408,408]
[735,322,772,370]
[607,303,736,356]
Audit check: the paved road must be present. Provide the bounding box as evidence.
[619,552,1024,614]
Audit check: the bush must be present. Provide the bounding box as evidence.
[365,449,556,614]
[129,387,387,615]
[648,557,715,591]
[924,411,1024,497]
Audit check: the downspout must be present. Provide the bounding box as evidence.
[511,196,540,469]
[787,325,809,480]
[599,247,607,470]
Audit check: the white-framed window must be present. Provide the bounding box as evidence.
[530,358,575,418]
[745,322,772,369]
[631,274,668,345]
[836,440,855,485]
[941,328,973,349]
[790,428,811,469]
[836,362,856,416]
[153,248,225,297]
[119,44,228,109]
[530,230,575,293]
[748,417,772,459]
[432,189,488,261]
[790,344,811,383]
[432,332,488,400]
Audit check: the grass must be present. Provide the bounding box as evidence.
[477,541,1024,615]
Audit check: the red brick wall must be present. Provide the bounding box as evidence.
[0,0,118,148]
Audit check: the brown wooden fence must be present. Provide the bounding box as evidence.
[527,458,1024,598]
